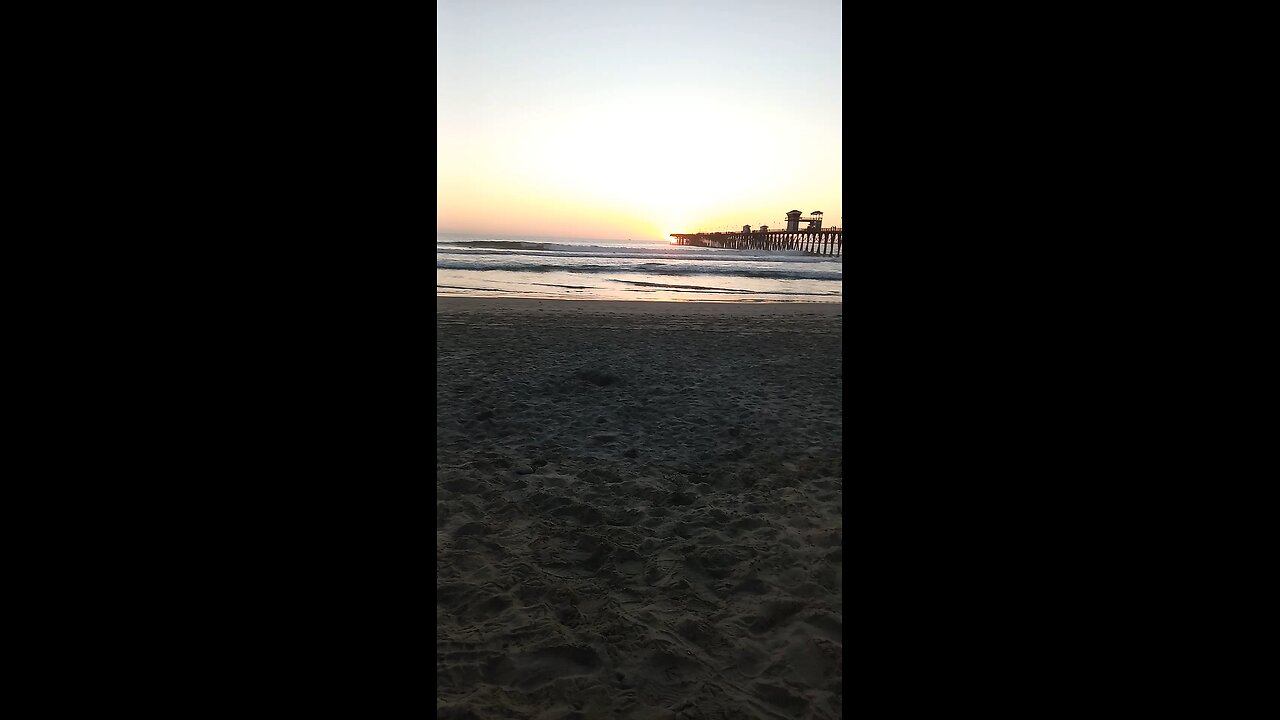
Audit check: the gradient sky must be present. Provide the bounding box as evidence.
[438,0,842,241]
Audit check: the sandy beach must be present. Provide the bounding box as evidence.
[437,298,842,719]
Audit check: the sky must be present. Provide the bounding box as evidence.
[437,0,842,241]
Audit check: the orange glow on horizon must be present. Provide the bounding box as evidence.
[437,96,839,242]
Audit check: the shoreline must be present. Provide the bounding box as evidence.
[437,296,843,316]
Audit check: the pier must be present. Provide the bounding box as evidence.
[671,229,842,257]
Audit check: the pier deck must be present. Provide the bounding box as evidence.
[671,229,842,256]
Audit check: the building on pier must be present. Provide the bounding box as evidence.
[786,209,824,231]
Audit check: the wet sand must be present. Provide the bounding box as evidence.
[437,298,842,719]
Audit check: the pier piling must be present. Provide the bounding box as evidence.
[671,229,842,257]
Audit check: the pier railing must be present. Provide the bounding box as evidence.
[670,229,842,256]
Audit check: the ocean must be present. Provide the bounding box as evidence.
[436,233,842,303]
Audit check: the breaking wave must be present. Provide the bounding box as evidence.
[436,259,842,281]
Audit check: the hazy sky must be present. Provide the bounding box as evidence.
[437,0,842,241]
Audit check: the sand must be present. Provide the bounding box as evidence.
[437,298,842,719]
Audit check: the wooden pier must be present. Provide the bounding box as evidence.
[671,229,842,257]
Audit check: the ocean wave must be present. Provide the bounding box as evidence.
[528,282,597,289]
[436,260,842,281]
[440,240,551,251]
[436,244,840,264]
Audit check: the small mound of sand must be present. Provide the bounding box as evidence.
[573,369,621,386]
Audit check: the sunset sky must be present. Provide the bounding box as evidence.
[437,0,842,241]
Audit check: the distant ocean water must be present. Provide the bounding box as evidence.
[436,233,842,303]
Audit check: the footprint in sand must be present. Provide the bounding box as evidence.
[486,645,603,691]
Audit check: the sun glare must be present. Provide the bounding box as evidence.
[439,92,838,239]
